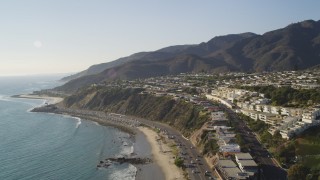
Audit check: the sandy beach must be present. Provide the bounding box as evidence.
[13,94,63,104]
[30,102,185,179]
[138,127,185,180]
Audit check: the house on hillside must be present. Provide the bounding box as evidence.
[302,108,320,123]
[271,106,281,115]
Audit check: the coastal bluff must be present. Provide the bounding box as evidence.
[31,104,141,134]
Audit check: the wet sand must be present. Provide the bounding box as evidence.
[21,94,180,179]
[134,129,166,180]
[137,127,185,180]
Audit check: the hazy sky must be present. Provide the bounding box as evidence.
[0,0,319,76]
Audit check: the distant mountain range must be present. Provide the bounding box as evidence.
[57,19,320,92]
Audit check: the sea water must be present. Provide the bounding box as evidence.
[0,75,136,180]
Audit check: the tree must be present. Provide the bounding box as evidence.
[287,164,309,180]
[260,131,272,144]
[174,157,184,167]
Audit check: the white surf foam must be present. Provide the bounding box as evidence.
[0,95,40,107]
[75,118,82,128]
[93,122,100,126]
[109,164,137,180]
[117,141,135,158]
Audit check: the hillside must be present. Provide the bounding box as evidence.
[61,33,255,82]
[62,87,209,136]
[57,20,320,92]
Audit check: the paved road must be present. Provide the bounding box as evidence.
[109,108,287,180]
[136,118,216,180]
[224,108,287,180]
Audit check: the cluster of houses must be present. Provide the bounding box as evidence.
[216,153,258,179]
[90,69,320,141]
[205,107,258,179]
[86,70,319,179]
[210,87,320,139]
[219,71,320,90]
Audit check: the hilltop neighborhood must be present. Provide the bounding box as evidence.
[73,69,319,179]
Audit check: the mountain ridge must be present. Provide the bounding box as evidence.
[62,32,256,82]
[57,20,320,92]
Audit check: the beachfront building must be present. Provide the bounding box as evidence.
[214,126,241,156]
[219,144,241,155]
[216,159,249,180]
[235,153,258,177]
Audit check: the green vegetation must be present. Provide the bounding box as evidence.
[287,163,309,180]
[280,125,320,179]
[238,121,320,180]
[174,157,184,167]
[64,87,209,137]
[238,114,288,160]
[238,114,269,134]
[238,85,320,107]
[198,129,219,155]
[202,139,219,155]
[182,87,199,95]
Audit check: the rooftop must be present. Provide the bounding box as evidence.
[218,159,237,168]
[235,153,253,160]
[237,160,258,167]
[223,167,246,179]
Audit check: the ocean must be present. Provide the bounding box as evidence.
[0,75,136,180]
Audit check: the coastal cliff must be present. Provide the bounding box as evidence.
[61,87,209,137]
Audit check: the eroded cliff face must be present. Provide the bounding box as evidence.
[63,87,209,137]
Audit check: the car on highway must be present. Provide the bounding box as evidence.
[192,169,199,173]
[204,170,211,176]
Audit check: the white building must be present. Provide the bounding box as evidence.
[302,108,320,123]
[271,106,281,115]
[280,107,291,116]
[219,144,241,153]
[263,105,271,113]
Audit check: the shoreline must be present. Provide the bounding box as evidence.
[12,94,63,105]
[137,126,185,180]
[18,95,174,180]
[133,129,166,180]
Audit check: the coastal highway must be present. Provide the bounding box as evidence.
[223,107,287,180]
[110,113,216,180]
[135,118,216,180]
[34,107,215,179]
